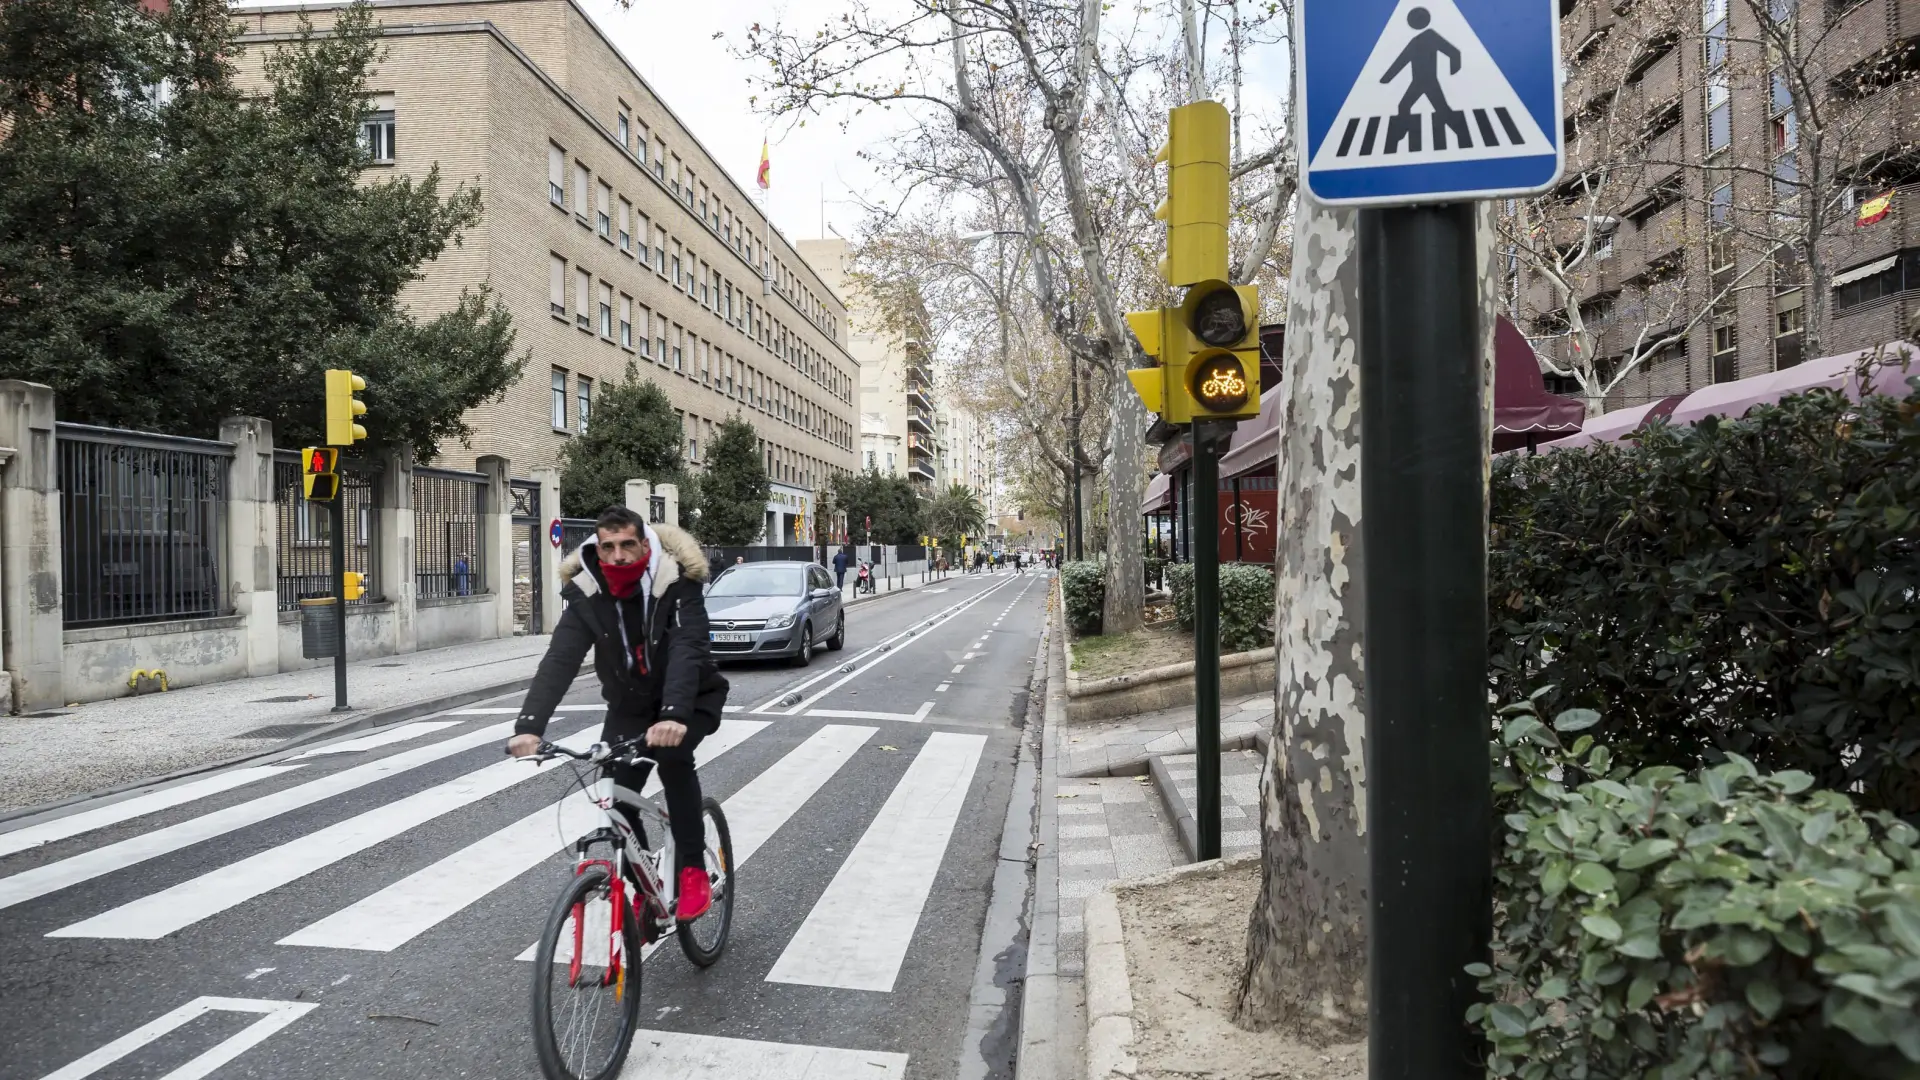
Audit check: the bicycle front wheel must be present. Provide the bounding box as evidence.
[676,797,734,967]
[531,864,642,1080]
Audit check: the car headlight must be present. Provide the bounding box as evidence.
[764,612,795,630]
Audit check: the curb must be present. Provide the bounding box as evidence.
[1014,579,1068,1080]
[1061,727,1265,780]
[1146,752,1200,862]
[0,664,588,828]
[1084,852,1262,1080]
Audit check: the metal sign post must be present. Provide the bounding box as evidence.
[331,493,349,713]
[1190,421,1227,860]
[1298,0,1562,1073]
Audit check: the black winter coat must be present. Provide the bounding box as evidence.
[514,523,728,739]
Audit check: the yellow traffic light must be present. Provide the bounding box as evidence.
[1124,308,1170,417]
[1176,281,1261,421]
[1154,101,1231,288]
[342,572,366,602]
[325,369,369,446]
[301,446,340,501]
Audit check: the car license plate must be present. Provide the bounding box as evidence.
[710,632,751,643]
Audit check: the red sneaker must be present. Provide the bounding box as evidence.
[677,866,711,921]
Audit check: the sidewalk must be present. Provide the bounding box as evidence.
[0,636,555,816]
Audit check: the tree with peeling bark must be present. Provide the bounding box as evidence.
[742,1,1293,633]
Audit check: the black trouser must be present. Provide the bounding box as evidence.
[605,720,705,874]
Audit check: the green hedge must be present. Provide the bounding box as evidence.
[1489,377,1920,814]
[1477,698,1920,1078]
[1165,562,1274,654]
[1061,559,1106,636]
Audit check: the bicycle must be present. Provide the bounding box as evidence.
[516,738,735,1080]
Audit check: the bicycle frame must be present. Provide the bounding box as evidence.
[582,773,678,924]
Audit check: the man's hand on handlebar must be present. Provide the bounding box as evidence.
[506,733,543,758]
[646,720,687,748]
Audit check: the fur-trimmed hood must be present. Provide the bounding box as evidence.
[559,522,708,600]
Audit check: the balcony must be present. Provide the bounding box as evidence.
[1635,45,1682,111]
[908,457,937,481]
[908,406,934,433]
[1824,185,1918,273]
[1833,80,1920,173]
[1824,0,1920,79]
[1633,202,1689,268]
[907,383,932,409]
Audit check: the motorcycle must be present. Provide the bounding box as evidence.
[856,562,877,595]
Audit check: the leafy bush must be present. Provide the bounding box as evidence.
[1489,374,1920,813]
[1475,697,1920,1079]
[1164,562,1273,654]
[1061,559,1106,637]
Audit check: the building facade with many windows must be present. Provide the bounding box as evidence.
[1519,0,1917,410]
[233,0,860,516]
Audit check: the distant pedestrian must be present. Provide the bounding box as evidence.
[832,546,849,591]
[453,553,471,596]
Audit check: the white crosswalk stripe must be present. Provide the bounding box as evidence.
[0,721,523,912]
[290,721,460,758]
[765,731,987,992]
[0,765,303,860]
[278,721,770,952]
[46,729,603,940]
[619,1030,906,1078]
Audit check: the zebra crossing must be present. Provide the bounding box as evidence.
[3,699,1014,1078]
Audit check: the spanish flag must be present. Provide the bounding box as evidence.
[757,138,771,191]
[1856,190,1893,227]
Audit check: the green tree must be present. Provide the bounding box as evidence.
[0,0,524,459]
[923,484,987,551]
[559,368,698,519]
[697,414,769,546]
[833,469,922,545]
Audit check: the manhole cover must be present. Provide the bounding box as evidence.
[235,722,331,740]
[251,695,312,704]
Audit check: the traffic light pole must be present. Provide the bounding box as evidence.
[1357,203,1491,1080]
[330,492,350,712]
[1191,420,1225,861]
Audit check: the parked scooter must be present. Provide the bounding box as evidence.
[856,562,877,595]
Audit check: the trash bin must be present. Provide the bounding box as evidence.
[301,597,340,659]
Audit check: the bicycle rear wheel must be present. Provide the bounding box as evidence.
[531,864,642,1080]
[675,797,734,967]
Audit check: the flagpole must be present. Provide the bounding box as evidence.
[757,135,773,298]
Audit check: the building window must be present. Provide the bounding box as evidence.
[1709,182,1733,230]
[654,138,666,177]
[548,143,566,206]
[689,437,699,462]
[671,243,682,285]
[673,326,684,371]
[1712,308,1738,383]
[619,294,633,348]
[1833,249,1918,311]
[597,182,612,238]
[549,254,566,317]
[617,198,631,252]
[599,281,614,338]
[617,112,629,148]
[552,368,569,430]
[654,227,668,274]
[637,125,649,163]
[578,376,592,434]
[575,267,591,328]
[654,318,667,364]
[573,162,590,218]
[359,108,395,164]
[1774,289,1805,369]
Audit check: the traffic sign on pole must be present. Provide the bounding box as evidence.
[1300,0,1562,205]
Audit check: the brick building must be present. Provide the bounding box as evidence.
[1519,0,1918,410]
[231,0,860,537]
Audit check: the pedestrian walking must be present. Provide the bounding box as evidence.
[832,546,849,592]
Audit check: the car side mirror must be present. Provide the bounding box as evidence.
[811,587,835,599]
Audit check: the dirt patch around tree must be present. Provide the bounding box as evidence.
[1071,625,1193,681]
[1116,859,1366,1080]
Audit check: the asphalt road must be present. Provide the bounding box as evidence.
[0,569,1049,1080]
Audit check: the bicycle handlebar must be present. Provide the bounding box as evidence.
[507,738,659,766]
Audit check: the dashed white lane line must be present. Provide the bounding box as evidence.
[951,665,966,673]
[935,683,951,692]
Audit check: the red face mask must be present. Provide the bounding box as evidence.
[599,544,650,598]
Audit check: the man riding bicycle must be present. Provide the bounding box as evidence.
[507,506,727,921]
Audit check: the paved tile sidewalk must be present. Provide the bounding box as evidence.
[0,635,554,814]
[1051,774,1185,978]
[1059,691,1272,777]
[1153,748,1266,860]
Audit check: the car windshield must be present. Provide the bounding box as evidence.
[709,566,805,597]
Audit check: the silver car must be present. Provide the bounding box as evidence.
[704,561,845,666]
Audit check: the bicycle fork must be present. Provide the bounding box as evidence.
[568,859,626,999]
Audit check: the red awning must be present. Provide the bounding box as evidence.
[1493,315,1585,452]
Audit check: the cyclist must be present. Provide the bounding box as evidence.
[507,505,728,921]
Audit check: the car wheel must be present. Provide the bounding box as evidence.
[789,623,813,667]
[827,614,845,651]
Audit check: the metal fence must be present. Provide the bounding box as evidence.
[272,451,378,611]
[560,518,598,554]
[58,424,230,629]
[415,468,487,598]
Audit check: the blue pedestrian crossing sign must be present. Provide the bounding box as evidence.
[1300,0,1562,205]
